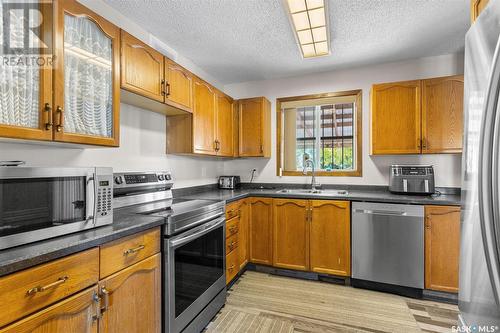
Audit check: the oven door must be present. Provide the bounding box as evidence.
[166,216,226,333]
[0,167,102,250]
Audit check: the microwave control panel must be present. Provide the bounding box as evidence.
[96,175,113,217]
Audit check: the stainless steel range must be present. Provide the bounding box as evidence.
[113,171,226,333]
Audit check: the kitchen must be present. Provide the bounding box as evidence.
[0,0,497,332]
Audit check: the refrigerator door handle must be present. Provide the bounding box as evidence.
[478,32,500,306]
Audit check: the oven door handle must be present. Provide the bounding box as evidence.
[170,217,225,248]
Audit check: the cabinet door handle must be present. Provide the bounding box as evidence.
[100,287,110,313]
[26,276,68,295]
[166,82,171,96]
[123,244,145,255]
[161,79,166,96]
[417,138,422,149]
[260,144,264,153]
[422,137,428,149]
[55,106,63,132]
[44,103,53,130]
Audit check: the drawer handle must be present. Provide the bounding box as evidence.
[228,264,235,272]
[228,241,237,250]
[229,226,238,233]
[123,244,145,255]
[26,276,69,296]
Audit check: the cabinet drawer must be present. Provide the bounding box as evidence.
[0,248,99,328]
[100,227,161,278]
[226,234,238,255]
[226,217,239,238]
[226,249,239,284]
[226,201,240,220]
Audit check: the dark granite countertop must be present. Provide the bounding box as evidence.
[178,185,461,206]
[0,211,165,277]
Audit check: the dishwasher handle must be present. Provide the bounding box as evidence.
[353,209,408,216]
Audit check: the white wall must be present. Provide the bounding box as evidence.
[223,53,464,188]
[0,104,223,188]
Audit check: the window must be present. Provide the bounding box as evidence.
[277,90,362,176]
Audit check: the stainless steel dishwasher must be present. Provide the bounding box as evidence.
[352,202,424,292]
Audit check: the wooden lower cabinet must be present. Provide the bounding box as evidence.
[249,197,273,265]
[273,199,309,271]
[310,200,351,276]
[0,227,161,333]
[270,199,350,276]
[98,254,161,333]
[0,287,98,333]
[238,199,250,270]
[425,205,461,293]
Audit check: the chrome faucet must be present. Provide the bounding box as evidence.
[302,153,320,191]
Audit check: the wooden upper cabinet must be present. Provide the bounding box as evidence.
[98,254,161,333]
[238,199,250,270]
[54,0,120,146]
[371,80,422,154]
[371,75,464,155]
[471,0,490,22]
[120,30,164,103]
[216,93,235,157]
[249,197,273,265]
[193,78,217,155]
[0,287,99,333]
[272,199,309,271]
[0,2,53,142]
[238,97,271,157]
[165,58,193,112]
[425,205,461,293]
[310,200,351,276]
[422,75,464,153]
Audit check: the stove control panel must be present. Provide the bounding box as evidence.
[113,171,173,189]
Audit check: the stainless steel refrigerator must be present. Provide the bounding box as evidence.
[460,0,500,327]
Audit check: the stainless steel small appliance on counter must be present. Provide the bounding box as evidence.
[113,171,226,333]
[389,165,435,195]
[218,175,241,189]
[0,166,113,250]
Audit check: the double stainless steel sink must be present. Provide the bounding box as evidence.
[276,188,349,196]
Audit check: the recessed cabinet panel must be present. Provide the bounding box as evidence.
[310,200,350,276]
[422,76,464,153]
[371,81,421,154]
[425,205,460,293]
[193,78,216,155]
[165,59,193,112]
[120,31,164,103]
[238,97,271,157]
[216,94,235,157]
[249,197,273,265]
[272,199,309,271]
[54,0,120,146]
[98,254,161,333]
[0,287,98,333]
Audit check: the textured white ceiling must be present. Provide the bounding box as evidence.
[103,0,469,84]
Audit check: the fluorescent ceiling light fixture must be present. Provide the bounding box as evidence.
[285,0,330,58]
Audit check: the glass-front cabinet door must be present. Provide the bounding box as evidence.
[0,1,53,141]
[54,0,120,146]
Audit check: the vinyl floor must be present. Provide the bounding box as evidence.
[205,271,459,333]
